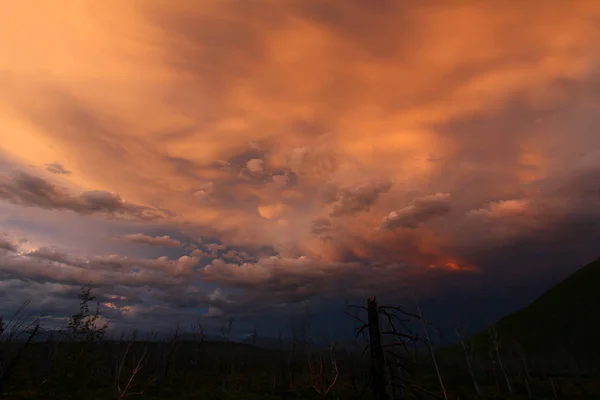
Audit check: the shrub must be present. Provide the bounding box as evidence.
[68,284,108,342]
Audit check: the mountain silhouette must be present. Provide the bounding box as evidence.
[464,257,600,362]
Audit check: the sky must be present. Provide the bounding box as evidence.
[1,0,600,341]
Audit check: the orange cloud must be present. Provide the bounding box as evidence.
[469,199,530,219]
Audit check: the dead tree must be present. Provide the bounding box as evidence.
[414,294,448,400]
[116,343,147,399]
[306,341,339,396]
[488,348,501,394]
[489,325,512,394]
[190,320,204,368]
[220,318,234,343]
[454,327,480,396]
[368,296,390,400]
[516,342,532,399]
[348,296,447,400]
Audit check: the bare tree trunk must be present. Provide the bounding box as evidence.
[368,296,389,400]
[288,328,296,388]
[454,328,480,396]
[414,294,448,400]
[489,326,512,394]
[517,342,532,399]
[489,348,500,394]
[278,329,289,400]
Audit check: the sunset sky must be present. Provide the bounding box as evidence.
[1,0,600,338]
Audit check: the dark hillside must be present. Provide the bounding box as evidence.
[464,257,600,362]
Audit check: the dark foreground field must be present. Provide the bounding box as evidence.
[2,307,600,400]
[1,336,600,400]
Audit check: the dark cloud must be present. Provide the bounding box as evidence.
[0,235,322,333]
[202,145,304,197]
[380,193,452,230]
[329,180,392,217]
[0,234,18,253]
[117,233,182,248]
[198,253,475,323]
[163,155,203,180]
[288,147,339,181]
[45,162,71,175]
[537,156,600,203]
[215,145,273,182]
[0,241,201,291]
[454,165,600,274]
[0,171,173,221]
[26,246,77,266]
[0,229,465,333]
[310,217,332,235]
[270,169,299,188]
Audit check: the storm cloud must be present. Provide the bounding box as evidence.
[0,171,173,221]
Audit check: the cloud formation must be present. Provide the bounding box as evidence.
[45,162,71,175]
[0,234,18,252]
[117,234,182,248]
[0,171,173,221]
[380,193,452,230]
[1,0,600,333]
[329,180,393,217]
[468,199,531,220]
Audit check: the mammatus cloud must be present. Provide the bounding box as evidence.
[0,171,173,221]
[257,203,287,220]
[380,193,452,230]
[271,172,296,188]
[193,182,214,202]
[117,234,182,248]
[245,159,264,174]
[45,162,71,175]
[329,180,393,217]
